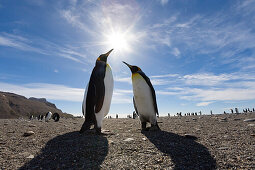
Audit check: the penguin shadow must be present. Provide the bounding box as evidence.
[20,131,108,169]
[142,131,217,170]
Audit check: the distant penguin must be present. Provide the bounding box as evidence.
[52,113,60,122]
[123,61,160,131]
[45,112,52,122]
[29,115,33,120]
[80,49,114,134]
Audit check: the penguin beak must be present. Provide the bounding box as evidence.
[105,49,114,57]
[122,61,132,69]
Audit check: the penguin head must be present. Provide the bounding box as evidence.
[97,49,114,62]
[123,61,142,73]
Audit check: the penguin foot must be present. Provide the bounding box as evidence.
[95,127,101,135]
[79,122,92,134]
[141,122,147,132]
[141,127,150,132]
[149,124,161,131]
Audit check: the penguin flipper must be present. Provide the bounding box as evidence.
[138,71,159,116]
[133,96,139,116]
[95,80,105,113]
[84,83,97,123]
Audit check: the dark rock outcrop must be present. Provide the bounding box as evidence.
[0,91,73,119]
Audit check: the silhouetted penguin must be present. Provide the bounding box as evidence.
[80,49,114,134]
[123,61,160,131]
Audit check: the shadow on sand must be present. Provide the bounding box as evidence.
[142,130,216,169]
[20,131,108,169]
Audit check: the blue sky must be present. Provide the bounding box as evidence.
[1,0,255,117]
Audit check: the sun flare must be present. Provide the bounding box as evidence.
[105,30,132,53]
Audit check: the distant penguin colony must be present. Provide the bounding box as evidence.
[80,49,114,134]
[123,61,160,131]
[28,112,60,122]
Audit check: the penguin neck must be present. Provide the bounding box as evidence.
[96,60,107,67]
[132,72,140,80]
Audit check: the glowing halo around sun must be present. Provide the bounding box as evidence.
[104,29,134,54]
[107,32,128,51]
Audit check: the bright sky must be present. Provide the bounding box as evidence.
[1,0,255,117]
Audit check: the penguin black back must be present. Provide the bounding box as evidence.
[85,60,106,121]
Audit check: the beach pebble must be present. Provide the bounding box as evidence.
[218,147,229,150]
[248,124,255,127]
[124,138,134,142]
[29,124,36,127]
[219,118,227,122]
[233,118,241,121]
[184,134,198,140]
[109,140,114,144]
[20,152,30,157]
[246,156,253,161]
[23,131,35,137]
[26,155,34,159]
[244,118,255,122]
[102,129,110,133]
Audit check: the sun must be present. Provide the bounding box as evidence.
[108,32,128,50]
[105,30,132,53]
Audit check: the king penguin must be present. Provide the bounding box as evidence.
[123,61,160,131]
[45,111,52,122]
[80,49,114,134]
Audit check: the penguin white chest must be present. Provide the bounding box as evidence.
[100,64,114,116]
[132,73,156,122]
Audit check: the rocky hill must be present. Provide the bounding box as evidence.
[0,91,73,119]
